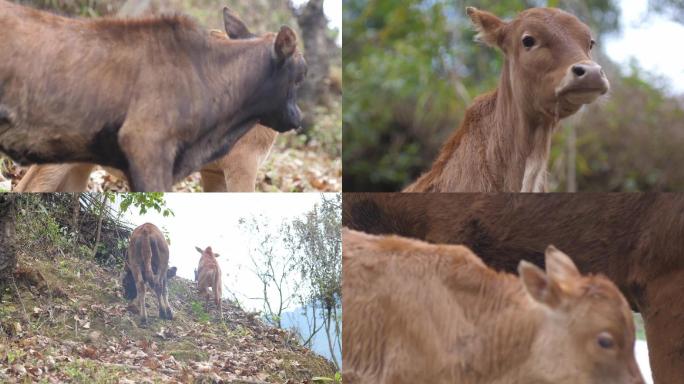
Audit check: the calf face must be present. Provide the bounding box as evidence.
[222,7,307,133]
[468,7,609,119]
[519,246,643,384]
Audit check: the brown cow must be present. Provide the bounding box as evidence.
[343,229,643,384]
[405,7,609,192]
[195,246,222,315]
[343,193,684,384]
[123,223,173,325]
[0,3,306,191]
[14,124,278,192]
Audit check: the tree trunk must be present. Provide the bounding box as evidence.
[0,195,17,284]
[296,0,336,114]
[92,194,107,258]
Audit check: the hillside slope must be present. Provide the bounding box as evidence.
[0,251,335,383]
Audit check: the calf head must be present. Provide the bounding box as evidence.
[195,245,220,260]
[222,7,307,132]
[467,7,609,120]
[519,246,644,384]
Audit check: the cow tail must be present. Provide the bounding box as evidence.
[141,232,155,289]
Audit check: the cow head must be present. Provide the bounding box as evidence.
[467,7,609,120]
[519,246,644,384]
[222,7,307,133]
[195,245,220,258]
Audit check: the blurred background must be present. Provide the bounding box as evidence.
[0,0,342,192]
[343,0,684,192]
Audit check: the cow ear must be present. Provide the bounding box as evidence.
[544,245,580,288]
[519,260,562,308]
[223,7,253,39]
[214,253,220,258]
[166,266,177,279]
[195,246,203,254]
[466,7,506,49]
[274,26,297,62]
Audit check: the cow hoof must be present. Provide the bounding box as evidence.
[166,309,174,320]
[139,318,148,327]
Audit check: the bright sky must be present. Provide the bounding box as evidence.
[292,0,341,45]
[122,193,331,313]
[605,0,684,94]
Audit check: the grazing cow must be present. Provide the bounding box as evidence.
[14,125,278,192]
[343,193,684,384]
[343,229,644,384]
[123,223,173,325]
[0,3,306,191]
[195,246,222,315]
[405,7,609,192]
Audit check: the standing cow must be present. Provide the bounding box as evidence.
[195,246,222,316]
[343,229,644,384]
[0,2,306,191]
[343,193,684,384]
[405,7,608,192]
[123,223,173,325]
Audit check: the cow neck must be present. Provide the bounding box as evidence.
[489,58,558,191]
[461,274,543,380]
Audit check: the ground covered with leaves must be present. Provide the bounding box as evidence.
[0,251,336,383]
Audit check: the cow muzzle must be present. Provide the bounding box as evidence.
[555,61,609,105]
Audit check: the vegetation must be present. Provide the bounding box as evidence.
[343,0,684,191]
[0,193,336,382]
[238,194,342,370]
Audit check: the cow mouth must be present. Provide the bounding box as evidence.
[556,85,608,106]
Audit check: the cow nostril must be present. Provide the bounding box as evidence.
[572,65,586,77]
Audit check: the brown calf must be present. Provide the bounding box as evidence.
[343,193,684,384]
[195,246,222,315]
[343,229,643,384]
[14,124,278,192]
[123,223,173,325]
[0,3,306,191]
[405,7,609,192]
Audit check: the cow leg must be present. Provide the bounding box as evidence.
[199,166,228,192]
[640,269,684,384]
[158,278,173,320]
[135,276,148,325]
[118,127,174,191]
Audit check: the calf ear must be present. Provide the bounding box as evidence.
[195,246,203,254]
[223,7,253,39]
[274,26,297,62]
[544,245,580,289]
[519,260,562,308]
[466,7,506,49]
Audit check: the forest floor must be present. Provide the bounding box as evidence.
[0,251,336,383]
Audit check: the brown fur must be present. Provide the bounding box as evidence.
[343,229,643,384]
[344,193,684,383]
[14,124,278,192]
[125,223,173,325]
[195,246,222,315]
[405,7,609,192]
[0,1,306,191]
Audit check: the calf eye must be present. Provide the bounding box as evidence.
[590,39,596,50]
[596,332,615,349]
[522,35,536,48]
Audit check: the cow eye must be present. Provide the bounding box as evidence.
[596,332,615,349]
[522,35,536,48]
[590,39,596,50]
